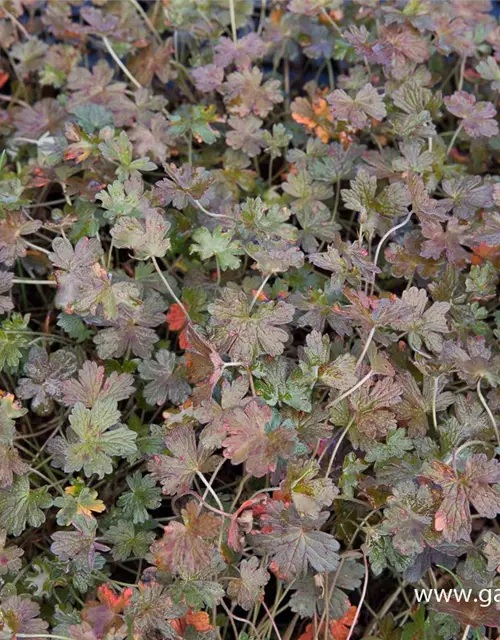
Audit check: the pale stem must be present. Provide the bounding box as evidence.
[477,377,500,447]
[150,256,191,321]
[191,197,234,221]
[356,326,376,369]
[321,8,342,35]
[345,551,369,640]
[201,459,225,504]
[432,375,439,431]
[261,600,283,640]
[326,370,374,410]
[323,420,352,478]
[229,0,237,42]
[458,56,466,91]
[446,122,463,156]
[370,211,412,295]
[128,0,161,43]
[17,635,72,640]
[24,240,51,256]
[460,625,471,640]
[452,440,490,474]
[12,278,56,286]
[196,470,226,513]
[102,36,142,89]
[249,273,271,311]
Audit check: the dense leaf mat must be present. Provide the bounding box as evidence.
[0,1,499,639]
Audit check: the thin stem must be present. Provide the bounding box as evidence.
[446,122,463,156]
[323,420,353,478]
[458,56,466,91]
[326,370,374,409]
[257,0,267,35]
[12,278,56,286]
[261,600,283,640]
[128,0,162,43]
[370,211,412,295]
[356,326,376,369]
[202,459,225,504]
[151,256,191,321]
[321,8,342,35]
[215,256,221,286]
[345,551,369,640]
[326,58,334,89]
[477,377,500,447]
[191,197,234,221]
[187,130,193,165]
[332,177,341,220]
[196,470,226,513]
[230,473,251,511]
[102,36,142,89]
[452,440,490,474]
[461,625,471,640]
[268,156,274,187]
[24,240,51,256]
[249,274,271,311]
[107,239,114,271]
[3,8,30,37]
[284,56,290,113]
[431,375,439,432]
[17,635,72,640]
[228,0,237,42]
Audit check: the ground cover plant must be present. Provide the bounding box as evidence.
[0,0,499,638]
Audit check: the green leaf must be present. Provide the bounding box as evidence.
[168,105,220,144]
[169,579,224,610]
[56,313,92,342]
[48,399,137,478]
[107,520,155,561]
[95,179,143,220]
[190,226,242,271]
[0,475,53,536]
[0,313,31,372]
[99,130,157,180]
[73,104,114,135]
[365,429,414,467]
[117,471,162,524]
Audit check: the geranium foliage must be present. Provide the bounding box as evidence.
[0,1,499,639]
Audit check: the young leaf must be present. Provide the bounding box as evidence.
[106,520,155,561]
[49,399,137,479]
[117,471,162,524]
[0,475,53,536]
[190,226,242,271]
